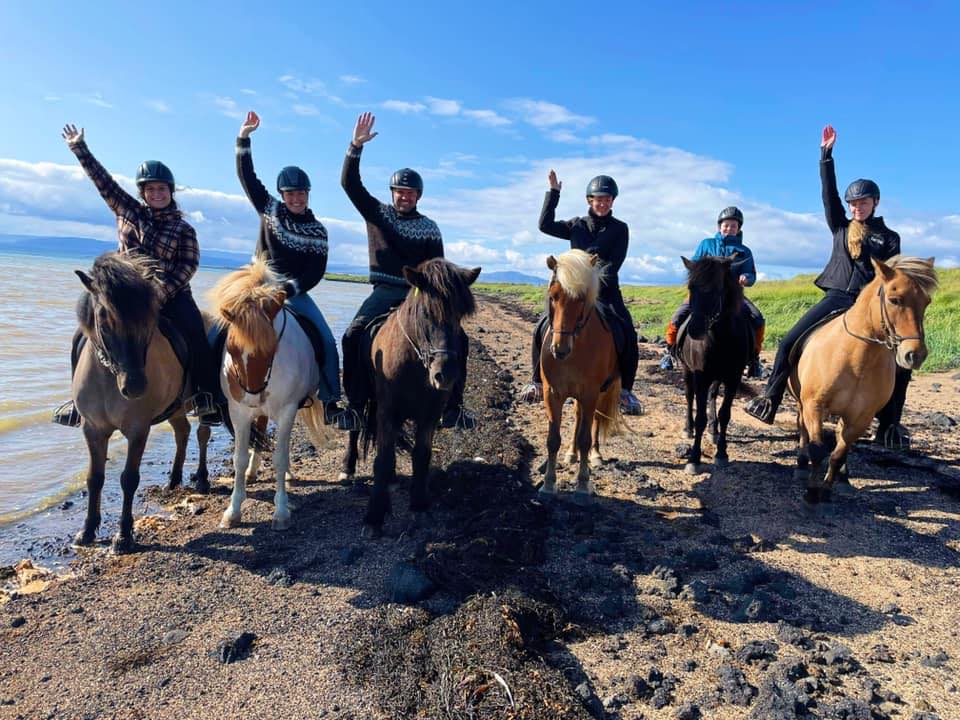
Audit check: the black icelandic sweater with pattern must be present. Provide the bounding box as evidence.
[340,143,444,287]
[236,137,329,296]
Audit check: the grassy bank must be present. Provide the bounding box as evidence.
[477,266,960,372]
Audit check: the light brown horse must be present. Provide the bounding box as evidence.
[539,250,622,502]
[791,255,938,502]
[72,252,196,553]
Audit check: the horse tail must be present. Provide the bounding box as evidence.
[596,376,624,440]
[299,402,335,453]
[360,399,377,461]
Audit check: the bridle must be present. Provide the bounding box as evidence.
[91,314,153,378]
[399,312,459,370]
[842,283,924,351]
[230,306,289,396]
[547,278,593,341]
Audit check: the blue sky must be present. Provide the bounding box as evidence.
[1,1,957,282]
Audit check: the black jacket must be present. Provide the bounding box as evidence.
[341,144,444,287]
[814,147,900,294]
[236,137,329,296]
[539,188,629,298]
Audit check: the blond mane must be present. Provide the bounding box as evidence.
[208,259,285,356]
[885,255,939,298]
[553,249,601,306]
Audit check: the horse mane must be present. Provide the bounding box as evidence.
[208,258,285,356]
[686,255,743,316]
[400,258,477,325]
[553,249,600,306]
[76,251,161,333]
[886,255,939,297]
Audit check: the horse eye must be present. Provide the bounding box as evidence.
[889,297,902,306]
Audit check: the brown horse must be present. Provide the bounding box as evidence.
[342,258,480,537]
[539,250,622,502]
[71,252,195,553]
[791,255,938,502]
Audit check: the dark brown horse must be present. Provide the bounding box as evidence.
[678,255,751,474]
[71,252,195,553]
[341,258,480,537]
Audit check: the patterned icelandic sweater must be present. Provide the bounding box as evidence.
[341,143,443,286]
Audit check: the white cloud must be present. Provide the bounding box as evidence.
[425,96,462,116]
[339,74,366,84]
[240,88,258,96]
[213,96,243,119]
[292,103,320,116]
[382,99,427,114]
[462,108,511,127]
[549,130,580,144]
[145,99,172,113]
[83,92,113,109]
[43,95,61,102]
[278,74,327,95]
[505,98,595,128]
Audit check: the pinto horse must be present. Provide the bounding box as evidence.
[71,252,194,553]
[538,250,622,502]
[206,260,329,530]
[791,256,937,502]
[341,259,480,538]
[677,255,751,474]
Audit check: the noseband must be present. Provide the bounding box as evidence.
[842,284,925,351]
[399,314,459,370]
[548,278,593,341]
[231,307,289,396]
[92,320,152,378]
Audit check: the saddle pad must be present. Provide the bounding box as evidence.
[787,310,845,369]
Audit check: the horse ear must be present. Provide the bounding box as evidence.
[464,267,481,286]
[681,256,695,271]
[75,270,95,293]
[871,257,895,281]
[403,266,425,290]
[221,308,235,324]
[546,255,557,271]
[589,254,599,266]
[926,256,935,267]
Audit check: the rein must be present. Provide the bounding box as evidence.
[231,307,289,396]
[841,284,924,351]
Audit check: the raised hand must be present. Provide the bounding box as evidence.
[548,169,562,190]
[62,123,84,146]
[352,112,378,146]
[821,124,837,150]
[239,111,260,139]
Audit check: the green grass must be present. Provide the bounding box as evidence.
[476,266,960,372]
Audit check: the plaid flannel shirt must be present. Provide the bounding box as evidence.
[70,140,199,303]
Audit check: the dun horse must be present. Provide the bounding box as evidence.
[206,260,329,530]
[340,259,480,537]
[539,250,622,502]
[791,256,937,502]
[677,255,751,474]
[71,252,195,553]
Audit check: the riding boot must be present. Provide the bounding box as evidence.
[874,368,912,450]
[51,329,85,427]
[440,330,477,430]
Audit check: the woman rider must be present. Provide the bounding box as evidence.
[52,124,221,427]
[235,111,354,430]
[745,125,911,448]
[659,206,766,378]
[519,171,643,415]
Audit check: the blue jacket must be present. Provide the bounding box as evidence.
[692,232,757,287]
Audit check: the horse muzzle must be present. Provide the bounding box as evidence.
[117,370,148,399]
[551,340,572,361]
[896,343,927,370]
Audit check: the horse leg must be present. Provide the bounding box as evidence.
[245,415,268,482]
[573,397,598,503]
[75,424,110,546]
[192,422,212,493]
[795,406,810,482]
[221,412,252,528]
[113,427,149,554]
[339,429,360,484]
[540,390,563,497]
[270,407,297,531]
[714,379,736,468]
[589,412,603,469]
[166,414,190,491]
[364,417,397,538]
[685,375,709,474]
[683,369,695,439]
[801,401,830,503]
[564,400,581,465]
[707,381,720,445]
[825,418,868,494]
[409,422,437,526]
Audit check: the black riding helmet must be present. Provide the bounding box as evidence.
[717,206,744,228]
[136,161,175,191]
[844,178,880,203]
[586,175,618,198]
[390,168,423,198]
[277,166,311,193]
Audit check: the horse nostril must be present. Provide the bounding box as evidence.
[904,351,915,366]
[433,372,444,386]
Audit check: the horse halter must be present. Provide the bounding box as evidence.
[231,307,289,396]
[547,277,592,341]
[399,314,459,370]
[91,320,152,378]
[842,283,925,351]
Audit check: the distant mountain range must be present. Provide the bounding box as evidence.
[0,233,546,284]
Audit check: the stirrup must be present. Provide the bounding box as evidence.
[744,396,777,424]
[440,406,477,430]
[52,400,82,428]
[659,353,674,371]
[518,382,543,403]
[187,392,217,417]
[619,390,644,416]
[746,358,764,379]
[876,423,911,451]
[325,403,361,432]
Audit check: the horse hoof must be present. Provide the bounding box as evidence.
[272,515,292,531]
[589,454,604,469]
[563,453,577,466]
[220,512,241,529]
[73,529,96,547]
[361,524,382,540]
[190,471,210,494]
[572,490,592,506]
[538,485,557,499]
[166,474,182,491]
[684,463,702,475]
[715,456,729,468]
[110,534,135,555]
[536,460,548,475]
